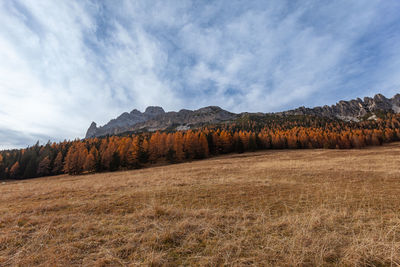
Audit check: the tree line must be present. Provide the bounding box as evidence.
[1,113,400,179]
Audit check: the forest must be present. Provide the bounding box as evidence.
[1,113,400,180]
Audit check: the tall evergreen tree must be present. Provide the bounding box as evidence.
[37,156,51,177]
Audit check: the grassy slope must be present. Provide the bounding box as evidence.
[1,144,400,266]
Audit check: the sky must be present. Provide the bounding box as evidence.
[1,0,400,149]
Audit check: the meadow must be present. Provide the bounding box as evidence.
[1,143,400,266]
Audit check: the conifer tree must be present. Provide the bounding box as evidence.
[184,130,198,159]
[101,139,117,170]
[83,152,96,173]
[138,138,149,163]
[10,161,20,179]
[173,132,185,162]
[125,138,139,168]
[63,142,88,175]
[37,156,51,177]
[52,152,63,174]
[234,132,244,153]
[198,133,209,158]
[149,132,161,162]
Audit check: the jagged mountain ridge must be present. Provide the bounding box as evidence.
[86,106,236,138]
[86,93,400,138]
[278,93,400,120]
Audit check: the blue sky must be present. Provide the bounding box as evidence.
[1,0,400,149]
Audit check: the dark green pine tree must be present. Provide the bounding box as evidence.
[110,152,121,172]
[234,137,244,154]
[23,157,38,179]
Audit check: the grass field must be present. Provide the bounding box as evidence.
[1,143,400,266]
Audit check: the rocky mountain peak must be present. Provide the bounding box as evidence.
[144,106,165,116]
[130,109,141,115]
[392,94,400,105]
[279,93,399,121]
[85,122,98,138]
[374,93,387,101]
[117,112,131,120]
[197,106,223,113]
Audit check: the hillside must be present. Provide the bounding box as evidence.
[1,144,400,265]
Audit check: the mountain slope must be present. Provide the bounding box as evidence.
[86,93,400,138]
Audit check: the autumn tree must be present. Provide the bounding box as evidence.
[239,131,249,151]
[149,132,162,162]
[248,132,257,151]
[173,132,185,162]
[198,133,209,158]
[160,132,168,157]
[10,161,20,179]
[101,139,117,170]
[184,130,199,159]
[0,154,3,178]
[166,133,174,152]
[52,152,63,174]
[64,142,88,175]
[138,138,149,163]
[125,137,139,168]
[233,132,244,153]
[117,137,131,167]
[220,130,233,153]
[371,131,382,146]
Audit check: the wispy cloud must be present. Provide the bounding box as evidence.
[0,0,399,149]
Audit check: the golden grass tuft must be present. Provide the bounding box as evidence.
[1,143,400,266]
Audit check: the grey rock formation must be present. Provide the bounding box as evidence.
[277,93,400,121]
[85,106,237,138]
[86,122,98,138]
[144,106,165,117]
[85,94,400,138]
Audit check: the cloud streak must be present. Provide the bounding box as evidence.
[0,0,399,149]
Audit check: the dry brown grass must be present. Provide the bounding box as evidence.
[1,143,400,266]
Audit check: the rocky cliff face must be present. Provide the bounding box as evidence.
[85,106,237,138]
[277,94,400,121]
[85,94,400,138]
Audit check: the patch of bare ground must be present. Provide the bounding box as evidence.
[1,143,400,266]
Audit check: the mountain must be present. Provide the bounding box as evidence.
[85,93,400,138]
[86,106,236,138]
[278,93,400,121]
